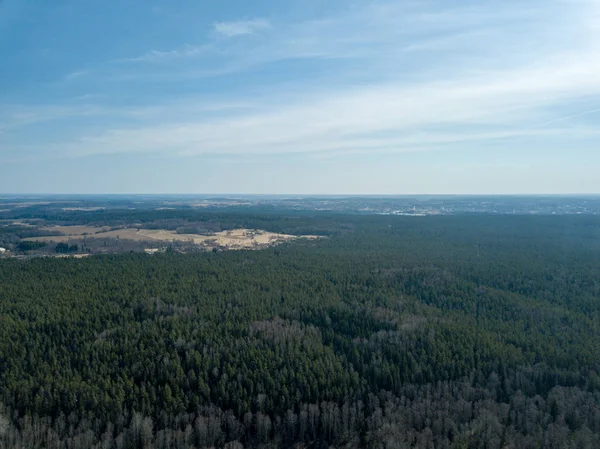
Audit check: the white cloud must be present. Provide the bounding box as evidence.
[72,93,105,101]
[34,54,600,159]
[539,109,600,126]
[65,70,88,80]
[0,104,107,134]
[123,44,209,62]
[6,0,600,164]
[122,17,271,63]
[213,18,270,37]
[116,0,586,82]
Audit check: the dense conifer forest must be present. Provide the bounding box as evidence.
[1,214,600,448]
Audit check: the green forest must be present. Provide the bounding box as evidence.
[1,214,600,448]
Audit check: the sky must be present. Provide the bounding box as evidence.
[1,0,599,194]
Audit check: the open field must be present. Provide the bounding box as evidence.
[50,225,110,235]
[61,207,106,212]
[54,253,91,259]
[25,227,318,249]
[0,220,36,227]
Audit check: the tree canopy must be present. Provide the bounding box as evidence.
[1,214,600,448]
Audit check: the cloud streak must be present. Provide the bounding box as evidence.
[4,0,600,166]
[20,54,600,160]
[65,70,88,80]
[122,44,210,63]
[213,18,270,37]
[539,108,600,126]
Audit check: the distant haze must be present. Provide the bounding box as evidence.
[1,0,599,194]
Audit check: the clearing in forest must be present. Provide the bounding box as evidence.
[25,227,319,249]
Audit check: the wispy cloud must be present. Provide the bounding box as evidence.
[115,1,584,81]
[213,18,270,37]
[25,54,600,160]
[65,70,88,80]
[5,0,600,165]
[0,104,107,134]
[71,93,105,101]
[123,44,209,62]
[539,108,600,126]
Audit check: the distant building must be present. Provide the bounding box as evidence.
[0,247,6,253]
[144,248,165,254]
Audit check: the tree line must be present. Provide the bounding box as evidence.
[1,214,600,448]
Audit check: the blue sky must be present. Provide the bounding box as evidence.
[1,0,599,194]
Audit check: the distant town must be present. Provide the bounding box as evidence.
[2,194,598,217]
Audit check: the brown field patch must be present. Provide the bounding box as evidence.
[47,225,110,236]
[25,227,320,249]
[25,235,73,243]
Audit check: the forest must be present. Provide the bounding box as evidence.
[1,213,600,448]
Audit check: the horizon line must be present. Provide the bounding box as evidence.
[2,193,600,197]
